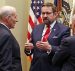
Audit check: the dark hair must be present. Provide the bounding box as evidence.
[42,2,56,13]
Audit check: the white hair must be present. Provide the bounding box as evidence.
[0,6,16,19]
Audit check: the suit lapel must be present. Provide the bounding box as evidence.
[35,22,60,41]
[39,24,45,40]
[48,22,60,40]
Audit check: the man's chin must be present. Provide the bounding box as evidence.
[43,20,51,25]
[10,26,15,29]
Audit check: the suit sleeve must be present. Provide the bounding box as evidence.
[0,34,12,71]
[52,38,70,66]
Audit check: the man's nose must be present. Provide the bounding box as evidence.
[44,13,48,17]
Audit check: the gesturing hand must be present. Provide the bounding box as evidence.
[36,41,52,51]
[24,43,34,50]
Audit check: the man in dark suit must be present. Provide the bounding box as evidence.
[0,6,22,71]
[24,3,70,71]
[52,15,75,71]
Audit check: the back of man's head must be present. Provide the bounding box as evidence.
[0,6,16,20]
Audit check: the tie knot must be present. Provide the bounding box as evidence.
[47,24,50,28]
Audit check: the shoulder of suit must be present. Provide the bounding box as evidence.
[58,22,69,28]
[34,23,44,28]
[63,36,75,48]
[62,36,75,44]
[0,28,10,37]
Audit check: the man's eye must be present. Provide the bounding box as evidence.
[42,12,53,15]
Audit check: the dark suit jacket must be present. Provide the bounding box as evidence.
[25,21,70,71]
[0,24,22,71]
[52,36,75,71]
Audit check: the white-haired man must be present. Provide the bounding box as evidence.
[0,6,22,71]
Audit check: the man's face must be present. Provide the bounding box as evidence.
[4,12,18,29]
[7,13,18,29]
[41,6,57,25]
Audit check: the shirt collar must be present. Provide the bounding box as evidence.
[50,20,56,29]
[0,22,9,30]
[44,20,56,29]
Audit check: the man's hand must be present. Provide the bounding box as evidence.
[24,43,34,50]
[36,41,52,51]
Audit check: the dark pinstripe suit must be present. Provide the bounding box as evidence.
[0,24,22,71]
[25,21,70,71]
